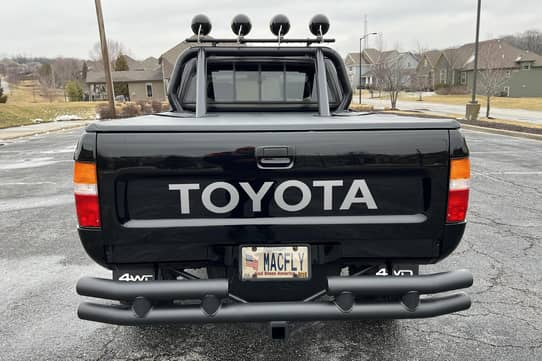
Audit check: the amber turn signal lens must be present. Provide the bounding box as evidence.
[450,158,470,180]
[74,162,97,184]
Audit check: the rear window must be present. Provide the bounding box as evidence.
[181,60,338,110]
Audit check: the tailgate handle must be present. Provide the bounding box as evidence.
[256,146,294,169]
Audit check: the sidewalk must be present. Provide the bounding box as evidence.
[0,120,94,141]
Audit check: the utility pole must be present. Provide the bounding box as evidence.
[466,0,482,120]
[358,32,378,105]
[94,0,116,118]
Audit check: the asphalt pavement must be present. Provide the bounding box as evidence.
[0,127,541,361]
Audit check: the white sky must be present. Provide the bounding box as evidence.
[1,0,540,59]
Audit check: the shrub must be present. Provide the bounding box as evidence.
[435,83,451,95]
[448,86,469,95]
[96,104,116,119]
[151,100,163,113]
[120,102,141,118]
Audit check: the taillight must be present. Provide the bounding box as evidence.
[74,161,101,228]
[447,158,470,223]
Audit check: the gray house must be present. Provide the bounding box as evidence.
[345,49,419,89]
[417,39,542,97]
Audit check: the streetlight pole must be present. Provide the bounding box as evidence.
[471,0,482,103]
[466,0,482,120]
[95,0,116,118]
[359,32,378,105]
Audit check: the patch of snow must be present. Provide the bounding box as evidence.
[54,114,83,122]
[32,119,44,124]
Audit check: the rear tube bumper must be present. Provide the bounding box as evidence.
[76,269,473,325]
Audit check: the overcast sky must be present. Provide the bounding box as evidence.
[1,0,540,60]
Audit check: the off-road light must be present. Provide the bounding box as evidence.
[74,161,101,228]
[231,14,252,37]
[270,14,291,37]
[191,14,212,39]
[309,14,330,37]
[447,158,470,223]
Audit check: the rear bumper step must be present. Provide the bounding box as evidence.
[76,270,473,325]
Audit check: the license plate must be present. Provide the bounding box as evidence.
[240,246,310,281]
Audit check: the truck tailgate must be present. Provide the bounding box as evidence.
[96,130,450,262]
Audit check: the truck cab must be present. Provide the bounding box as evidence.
[74,14,472,337]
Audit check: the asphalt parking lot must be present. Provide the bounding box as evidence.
[0,127,541,361]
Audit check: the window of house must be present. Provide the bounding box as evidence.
[146,83,153,98]
[440,69,447,84]
[503,86,510,97]
[461,72,467,85]
[521,63,531,70]
[505,70,511,78]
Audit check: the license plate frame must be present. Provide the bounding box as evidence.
[239,245,311,282]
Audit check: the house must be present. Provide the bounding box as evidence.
[417,39,542,97]
[86,68,165,101]
[345,49,419,89]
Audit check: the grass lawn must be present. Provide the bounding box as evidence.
[0,102,99,129]
[402,93,542,112]
[354,90,542,111]
[0,81,102,129]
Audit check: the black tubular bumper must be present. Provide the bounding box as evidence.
[76,270,473,325]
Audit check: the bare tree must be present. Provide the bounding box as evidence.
[372,50,409,110]
[89,40,129,71]
[501,30,542,55]
[413,42,429,101]
[478,41,509,118]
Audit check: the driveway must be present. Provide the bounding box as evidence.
[0,128,541,360]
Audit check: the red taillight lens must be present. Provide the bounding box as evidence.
[447,158,470,223]
[74,162,101,228]
[447,189,469,223]
[75,194,101,227]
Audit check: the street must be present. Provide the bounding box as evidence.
[1,127,541,361]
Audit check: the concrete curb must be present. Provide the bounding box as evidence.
[461,124,542,141]
[0,121,92,141]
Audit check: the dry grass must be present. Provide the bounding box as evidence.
[0,102,100,129]
[401,93,542,112]
[354,90,542,112]
[0,80,102,128]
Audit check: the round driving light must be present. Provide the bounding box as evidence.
[309,14,330,36]
[270,14,291,36]
[191,14,212,36]
[231,14,252,36]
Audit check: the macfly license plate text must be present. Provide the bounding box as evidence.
[241,246,310,281]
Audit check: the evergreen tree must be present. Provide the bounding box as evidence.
[82,61,89,81]
[0,85,7,103]
[65,80,83,102]
[113,54,129,99]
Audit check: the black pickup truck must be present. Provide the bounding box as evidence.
[74,15,473,338]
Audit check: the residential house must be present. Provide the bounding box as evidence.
[345,49,419,89]
[417,39,542,97]
[86,69,165,101]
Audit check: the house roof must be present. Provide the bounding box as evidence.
[159,35,239,80]
[86,69,163,84]
[461,39,542,70]
[344,48,399,66]
[123,55,159,71]
[515,50,542,63]
[422,50,442,67]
